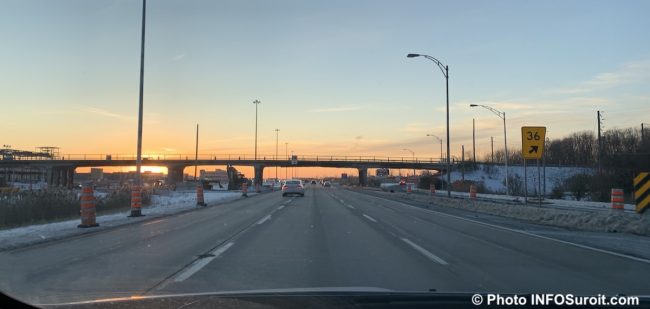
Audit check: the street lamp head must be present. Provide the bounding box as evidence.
[469,104,478,107]
[253,99,261,104]
[407,53,420,58]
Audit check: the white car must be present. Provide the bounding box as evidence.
[282,180,305,197]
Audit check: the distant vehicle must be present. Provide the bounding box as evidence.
[323,181,332,187]
[282,180,304,197]
[311,180,317,185]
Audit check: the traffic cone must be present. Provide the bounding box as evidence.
[197,184,207,206]
[242,182,248,197]
[78,184,99,228]
[128,184,144,217]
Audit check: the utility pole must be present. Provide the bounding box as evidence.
[253,99,261,160]
[461,145,465,182]
[285,142,288,180]
[491,136,494,163]
[642,123,646,141]
[274,129,280,182]
[194,123,199,181]
[472,118,476,163]
[597,110,603,175]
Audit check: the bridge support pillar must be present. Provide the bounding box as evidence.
[166,165,186,187]
[66,167,75,189]
[254,165,265,190]
[358,168,368,187]
[227,166,241,190]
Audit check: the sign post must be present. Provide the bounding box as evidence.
[521,127,546,205]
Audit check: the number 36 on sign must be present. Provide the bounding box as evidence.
[521,126,546,159]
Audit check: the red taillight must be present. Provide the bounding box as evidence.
[298,185,303,189]
[282,185,288,190]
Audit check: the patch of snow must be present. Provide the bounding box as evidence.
[0,191,251,251]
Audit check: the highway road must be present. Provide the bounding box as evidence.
[1,185,650,305]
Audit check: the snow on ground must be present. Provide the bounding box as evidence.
[449,164,595,194]
[0,190,251,250]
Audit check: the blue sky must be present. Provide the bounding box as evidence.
[2,0,649,168]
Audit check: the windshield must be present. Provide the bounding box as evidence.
[1,0,650,308]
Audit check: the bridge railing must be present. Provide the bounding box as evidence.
[4,154,445,164]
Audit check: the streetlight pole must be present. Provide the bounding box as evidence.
[470,104,509,196]
[642,123,649,142]
[407,53,451,197]
[253,99,261,160]
[130,0,146,217]
[426,134,444,190]
[472,118,476,163]
[402,148,415,179]
[275,129,279,181]
[285,142,288,180]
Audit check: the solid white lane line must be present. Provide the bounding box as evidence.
[366,194,650,265]
[174,242,235,282]
[277,205,285,210]
[401,238,448,265]
[143,219,164,226]
[362,214,377,223]
[256,215,272,225]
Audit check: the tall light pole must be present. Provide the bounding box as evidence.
[470,104,509,196]
[274,129,280,181]
[402,148,415,179]
[130,0,146,217]
[285,142,288,180]
[407,53,451,197]
[194,123,199,181]
[472,118,476,163]
[642,123,649,142]
[426,134,443,162]
[253,99,261,160]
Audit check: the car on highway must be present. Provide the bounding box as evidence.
[323,181,332,187]
[311,180,317,185]
[282,179,304,197]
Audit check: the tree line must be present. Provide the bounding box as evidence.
[478,126,650,170]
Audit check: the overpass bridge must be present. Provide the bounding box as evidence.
[0,154,450,187]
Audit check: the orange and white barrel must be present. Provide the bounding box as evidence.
[197,184,206,206]
[242,182,248,196]
[469,185,477,199]
[611,188,624,210]
[430,184,436,196]
[78,184,99,228]
[129,185,143,217]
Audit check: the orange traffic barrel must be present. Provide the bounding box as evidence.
[197,184,207,206]
[469,185,477,199]
[78,184,99,228]
[128,185,144,217]
[430,184,436,196]
[611,188,624,210]
[242,182,248,197]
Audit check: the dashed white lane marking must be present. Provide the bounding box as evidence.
[346,204,355,210]
[362,214,377,223]
[174,242,235,282]
[277,205,285,210]
[361,194,650,265]
[256,215,272,225]
[401,238,448,265]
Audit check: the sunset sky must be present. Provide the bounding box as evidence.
[2,0,649,178]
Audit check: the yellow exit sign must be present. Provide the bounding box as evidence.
[521,126,546,159]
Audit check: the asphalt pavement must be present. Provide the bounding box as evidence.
[1,185,649,306]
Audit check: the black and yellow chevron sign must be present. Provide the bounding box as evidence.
[634,172,650,213]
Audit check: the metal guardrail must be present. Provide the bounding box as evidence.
[4,154,445,164]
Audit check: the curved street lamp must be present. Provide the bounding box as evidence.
[402,148,415,179]
[407,53,451,197]
[470,104,509,196]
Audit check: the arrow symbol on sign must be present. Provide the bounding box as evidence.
[528,146,539,154]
